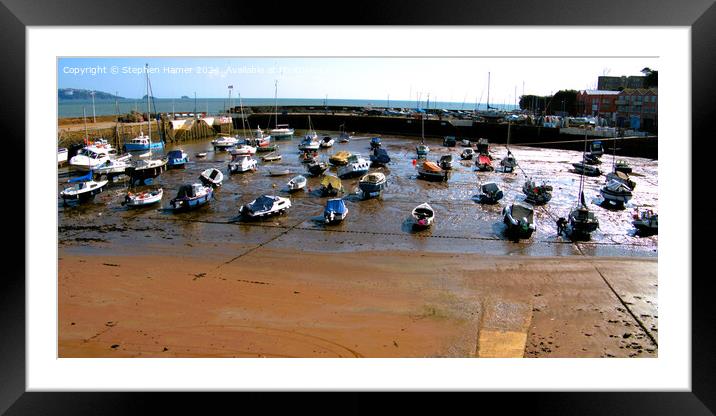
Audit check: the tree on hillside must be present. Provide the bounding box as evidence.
[641,67,658,88]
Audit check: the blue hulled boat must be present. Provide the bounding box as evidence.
[167,150,189,168]
[324,198,348,224]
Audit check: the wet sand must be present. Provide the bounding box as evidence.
[58,133,658,357]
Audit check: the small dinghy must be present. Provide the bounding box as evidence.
[370,137,382,150]
[166,150,189,169]
[460,148,475,160]
[632,208,658,235]
[329,151,352,166]
[306,160,328,176]
[324,198,348,224]
[411,203,434,230]
[460,139,472,147]
[239,195,291,219]
[606,170,636,191]
[122,188,163,207]
[416,160,448,181]
[256,143,278,153]
[439,154,454,170]
[320,136,335,148]
[476,154,494,171]
[615,160,632,174]
[230,145,257,157]
[572,162,602,176]
[600,179,633,205]
[337,154,370,179]
[287,175,307,192]
[442,136,456,147]
[370,148,391,166]
[477,182,504,204]
[199,168,224,187]
[358,172,387,197]
[320,174,344,196]
[523,179,553,205]
[170,183,213,211]
[261,153,282,162]
[502,201,536,240]
[416,144,430,158]
[500,151,518,173]
[195,152,208,158]
[60,171,108,203]
[228,154,257,174]
[212,135,239,150]
[268,169,291,177]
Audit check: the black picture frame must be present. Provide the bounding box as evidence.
[2,0,711,413]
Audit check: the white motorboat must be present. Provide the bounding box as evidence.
[600,179,633,205]
[337,154,370,178]
[94,157,132,177]
[60,171,108,202]
[69,144,119,171]
[270,124,295,139]
[57,148,68,165]
[228,154,257,174]
[199,168,224,187]
[411,203,434,230]
[239,195,291,219]
[502,201,536,239]
[230,144,257,157]
[122,188,163,207]
[298,136,320,151]
[212,135,240,150]
[170,183,213,211]
[287,175,307,192]
[125,158,168,184]
[320,136,335,148]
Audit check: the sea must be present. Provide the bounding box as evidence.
[58,98,518,118]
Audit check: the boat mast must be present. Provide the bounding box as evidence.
[274,80,278,129]
[83,106,88,145]
[239,89,247,138]
[146,63,151,140]
[487,72,490,110]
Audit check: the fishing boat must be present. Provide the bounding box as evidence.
[320,136,335,148]
[324,198,348,224]
[358,172,387,196]
[300,150,319,164]
[615,160,632,174]
[600,179,633,206]
[475,154,494,172]
[166,150,189,169]
[320,174,344,196]
[460,139,472,147]
[416,160,448,181]
[59,170,108,202]
[199,168,224,187]
[460,148,475,160]
[287,175,307,192]
[261,153,282,162]
[522,179,553,205]
[411,203,434,230]
[338,124,352,142]
[370,137,382,150]
[195,152,208,158]
[170,183,213,211]
[438,154,454,170]
[329,151,352,166]
[248,127,271,146]
[606,171,636,190]
[632,209,658,235]
[306,160,328,176]
[337,154,370,178]
[502,201,536,240]
[477,182,504,204]
[122,188,163,207]
[230,144,257,157]
[572,162,602,176]
[57,148,68,166]
[442,136,456,147]
[416,144,430,158]
[124,131,165,151]
[212,134,240,150]
[239,195,291,218]
[369,148,391,166]
[228,154,257,174]
[269,82,295,139]
[268,169,291,177]
[125,158,168,184]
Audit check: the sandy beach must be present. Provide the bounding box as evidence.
[59,247,657,358]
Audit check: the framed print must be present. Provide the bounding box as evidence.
[2,0,712,413]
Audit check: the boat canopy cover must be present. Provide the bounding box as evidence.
[361,172,386,184]
[69,171,93,183]
[321,175,342,189]
[249,195,276,212]
[478,155,492,164]
[167,150,185,159]
[422,161,442,172]
[482,182,500,194]
[371,137,381,143]
[511,202,534,221]
[604,180,631,192]
[330,151,351,161]
[325,199,347,214]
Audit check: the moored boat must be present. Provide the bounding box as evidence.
[522,179,553,205]
[239,195,291,219]
[298,136,320,151]
[329,151,352,166]
[572,162,602,176]
[166,150,189,169]
[416,144,429,158]
[124,132,164,152]
[261,153,282,162]
[338,125,352,143]
[460,139,472,147]
[122,188,163,207]
[502,201,536,239]
[476,138,490,155]
[60,170,108,202]
[370,137,382,150]
[170,183,213,211]
[411,203,434,230]
[460,148,475,160]
[125,158,168,185]
[615,159,632,174]
[358,172,387,196]
[58,148,68,165]
[439,154,454,170]
[199,168,224,187]
[500,151,518,173]
[442,136,456,147]
[477,182,504,204]
[476,154,494,172]
[320,174,344,196]
[337,154,370,178]
[306,160,328,176]
[212,134,240,150]
[416,160,448,181]
[287,175,307,192]
[230,144,257,157]
[270,124,295,140]
[320,136,335,148]
[632,208,658,235]
[268,169,291,177]
[369,148,391,166]
[228,154,257,174]
[600,179,633,205]
[606,170,636,190]
[324,198,348,224]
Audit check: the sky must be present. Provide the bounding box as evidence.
[58,57,657,104]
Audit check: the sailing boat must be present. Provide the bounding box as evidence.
[600,136,633,206]
[124,63,164,152]
[298,115,319,150]
[416,109,430,158]
[480,72,502,120]
[500,121,517,172]
[566,128,599,239]
[270,80,295,139]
